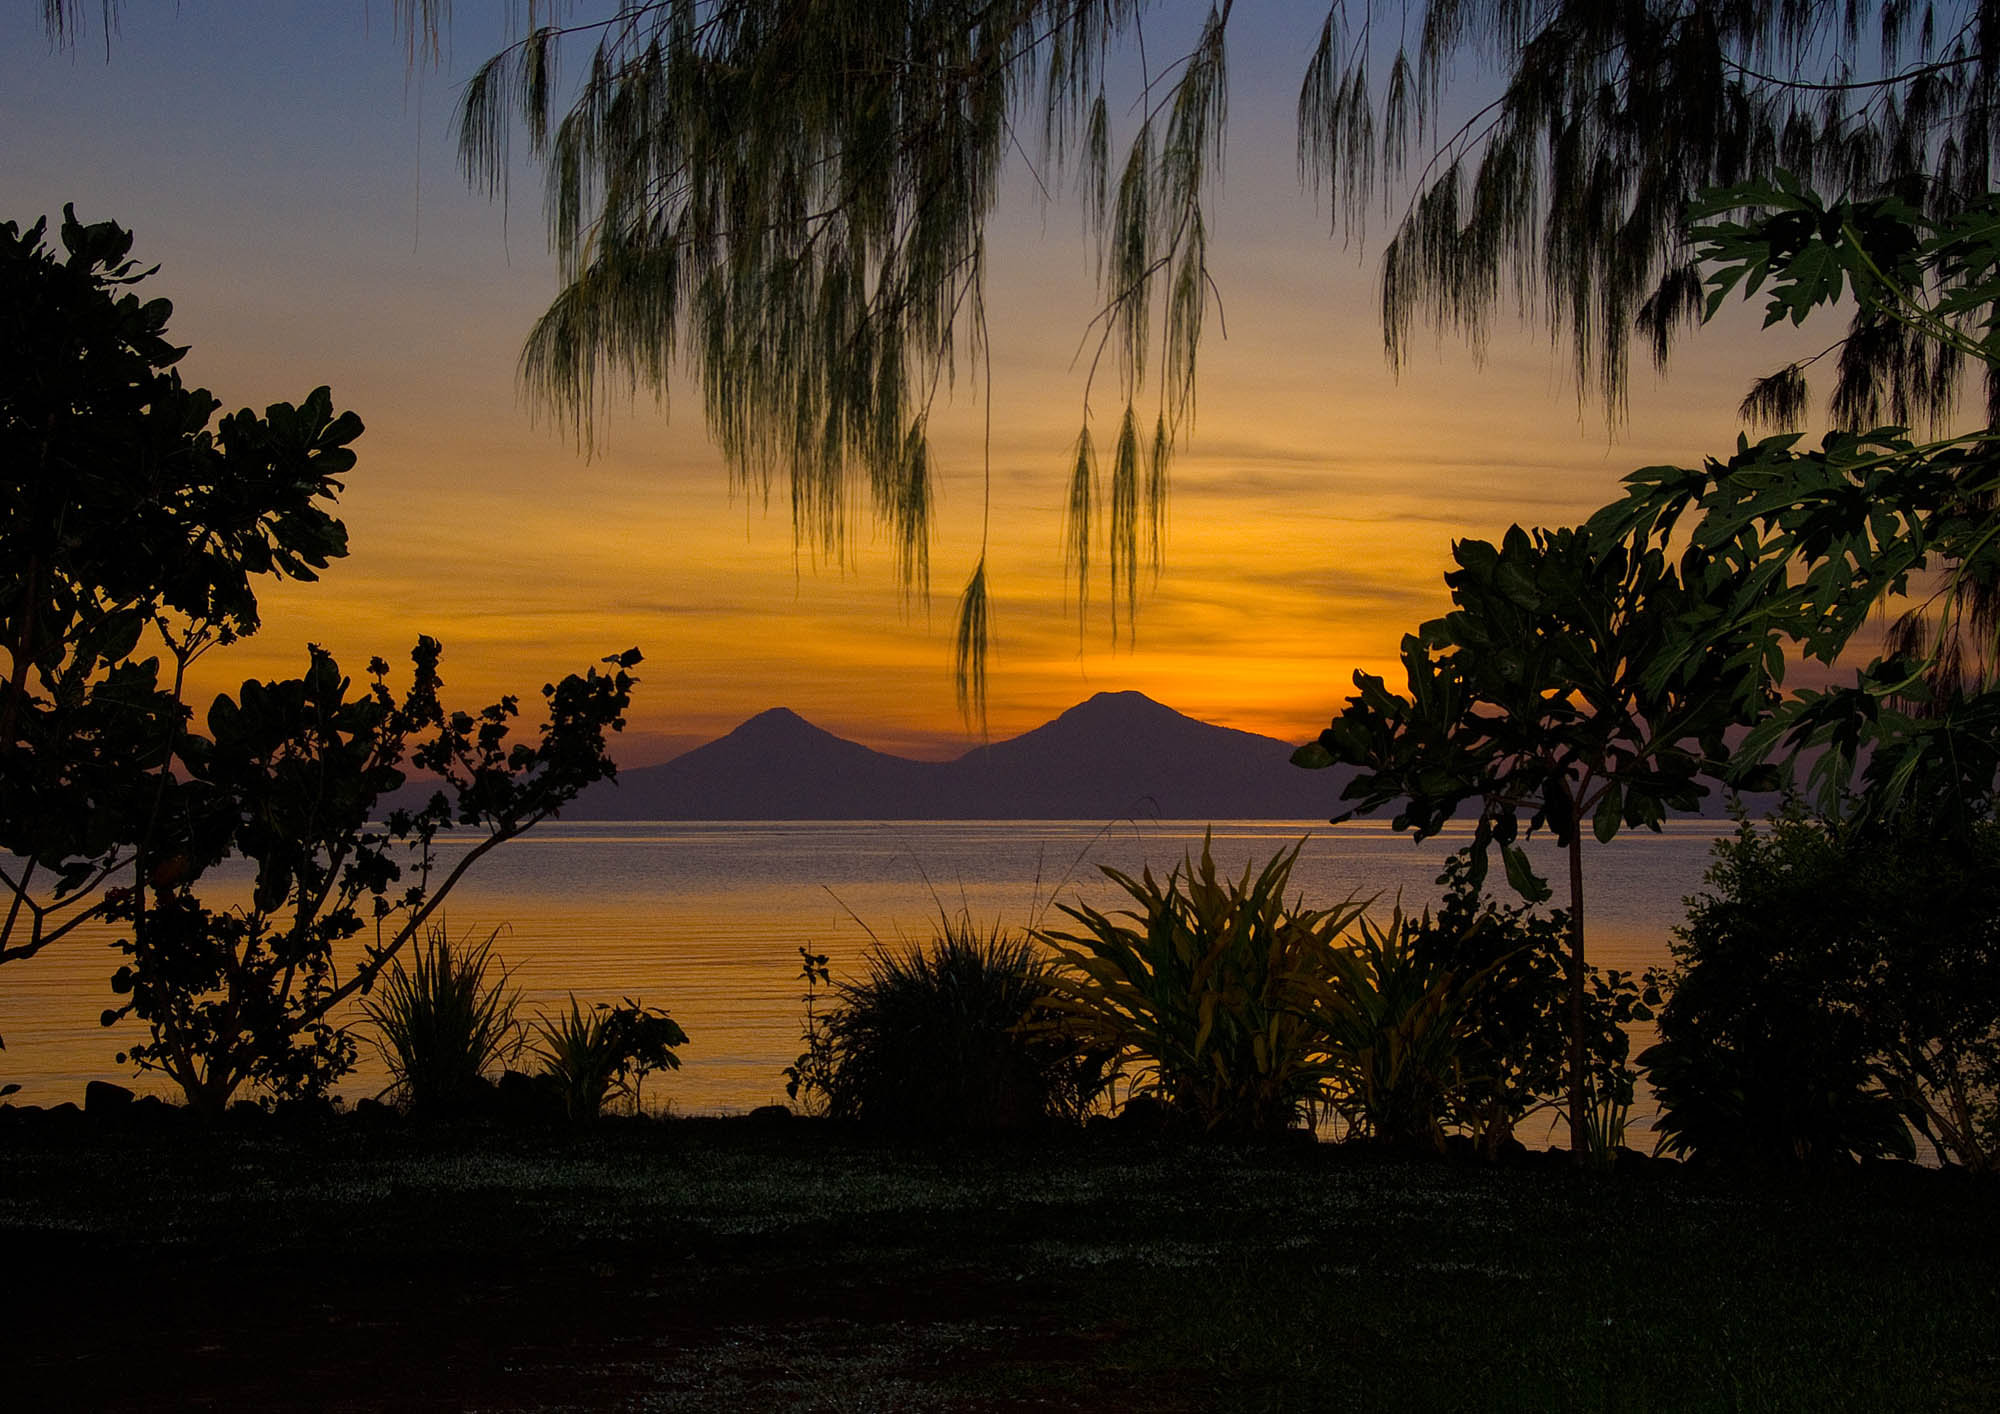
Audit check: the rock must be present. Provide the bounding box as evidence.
[1112,1095,1179,1136]
[84,1080,136,1116]
[494,1069,564,1123]
[271,1094,338,1127]
[1613,1145,1655,1177]
[128,1094,178,1131]
[351,1096,400,1126]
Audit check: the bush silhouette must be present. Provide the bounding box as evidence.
[812,921,1112,1133]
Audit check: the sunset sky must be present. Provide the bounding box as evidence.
[4,3,1832,765]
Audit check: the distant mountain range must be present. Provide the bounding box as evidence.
[561,691,1351,820]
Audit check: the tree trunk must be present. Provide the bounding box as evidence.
[1567,830,1587,1166]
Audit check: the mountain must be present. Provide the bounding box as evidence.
[564,691,1348,820]
[940,691,1338,820]
[600,706,941,819]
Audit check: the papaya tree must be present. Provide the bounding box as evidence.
[1589,174,2000,826]
[1294,523,1778,1155]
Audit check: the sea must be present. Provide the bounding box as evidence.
[0,818,1736,1137]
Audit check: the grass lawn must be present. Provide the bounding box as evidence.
[4,1112,1996,1410]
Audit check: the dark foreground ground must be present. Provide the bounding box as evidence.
[3,1110,1996,1412]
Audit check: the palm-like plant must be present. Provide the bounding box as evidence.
[1314,910,1506,1149]
[533,996,688,1122]
[533,997,623,1122]
[361,924,522,1114]
[1035,835,1368,1138]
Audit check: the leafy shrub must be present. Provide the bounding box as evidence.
[1643,803,2000,1168]
[783,947,836,1115]
[1404,854,1570,1147]
[800,921,1112,1133]
[1035,836,1651,1150]
[362,924,522,1113]
[1037,835,1367,1137]
[533,996,688,1121]
[1402,853,1655,1155]
[96,636,639,1116]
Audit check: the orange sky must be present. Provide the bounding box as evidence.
[5,5,1836,765]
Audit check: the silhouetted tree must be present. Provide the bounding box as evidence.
[1295,523,1777,1155]
[2,207,352,1014]
[2,205,643,1111]
[105,638,641,1114]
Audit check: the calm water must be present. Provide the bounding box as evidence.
[1,819,1733,1130]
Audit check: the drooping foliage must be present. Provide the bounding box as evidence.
[45,4,1995,705]
[443,2,2000,709]
[447,2,1229,711]
[1351,1,2000,430]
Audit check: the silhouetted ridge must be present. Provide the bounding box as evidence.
[566,692,1348,820]
[727,706,817,737]
[635,703,934,819]
[951,692,1328,820]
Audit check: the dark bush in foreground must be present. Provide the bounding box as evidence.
[804,922,1113,1133]
[1644,803,2000,1168]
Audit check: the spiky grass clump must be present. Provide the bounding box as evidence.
[533,996,688,1122]
[819,920,1114,1134]
[534,997,623,1123]
[1037,835,1369,1138]
[362,924,522,1114]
